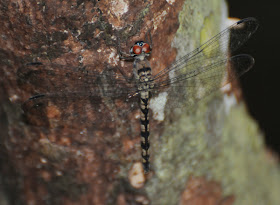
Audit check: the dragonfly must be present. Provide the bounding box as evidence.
[19,17,258,173]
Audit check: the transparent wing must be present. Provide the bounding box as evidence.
[157,54,254,109]
[150,18,258,108]
[152,17,258,83]
[17,62,138,95]
[18,62,139,128]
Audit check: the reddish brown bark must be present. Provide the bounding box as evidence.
[0,0,185,204]
[180,176,235,205]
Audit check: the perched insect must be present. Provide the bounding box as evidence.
[19,17,258,173]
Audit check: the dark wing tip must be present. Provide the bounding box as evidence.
[237,17,259,32]
[28,94,46,100]
[237,17,257,24]
[230,54,255,76]
[26,62,43,66]
[21,94,47,112]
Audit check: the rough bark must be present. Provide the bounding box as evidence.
[0,0,279,205]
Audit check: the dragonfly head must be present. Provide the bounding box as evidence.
[130,41,152,58]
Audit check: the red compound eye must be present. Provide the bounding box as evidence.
[142,43,151,53]
[133,45,142,55]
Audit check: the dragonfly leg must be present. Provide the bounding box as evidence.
[116,35,134,61]
[145,28,153,51]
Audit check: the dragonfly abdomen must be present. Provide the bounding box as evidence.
[140,91,150,173]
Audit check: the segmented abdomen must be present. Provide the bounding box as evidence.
[140,91,150,173]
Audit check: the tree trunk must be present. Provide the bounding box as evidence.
[0,0,279,205]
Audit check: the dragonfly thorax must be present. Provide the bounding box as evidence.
[137,67,154,91]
